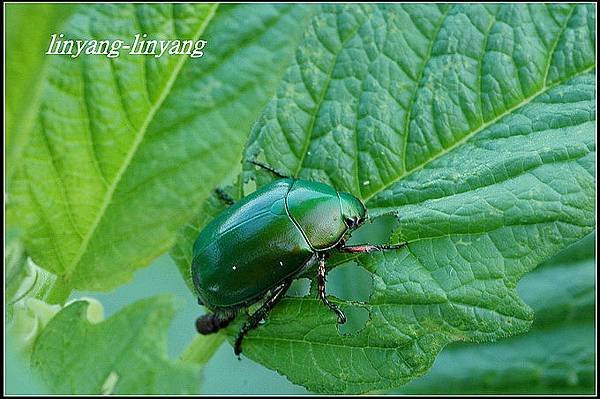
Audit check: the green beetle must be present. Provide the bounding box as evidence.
[192,161,404,355]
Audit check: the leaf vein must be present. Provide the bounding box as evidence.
[400,7,450,173]
[365,65,595,204]
[62,4,219,281]
[294,10,366,177]
[543,4,576,86]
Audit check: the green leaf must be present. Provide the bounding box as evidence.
[5,232,103,358]
[9,4,315,297]
[174,4,595,393]
[5,4,76,183]
[398,233,595,394]
[31,295,199,394]
[10,297,104,356]
[10,299,62,355]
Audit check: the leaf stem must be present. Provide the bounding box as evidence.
[180,332,226,367]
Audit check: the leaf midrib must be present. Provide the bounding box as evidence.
[369,145,594,212]
[62,4,219,282]
[294,8,365,177]
[365,5,584,204]
[400,6,450,174]
[364,64,596,205]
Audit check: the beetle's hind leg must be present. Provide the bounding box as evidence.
[196,308,237,335]
[234,279,292,356]
[317,254,347,324]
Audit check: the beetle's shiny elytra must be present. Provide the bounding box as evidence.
[192,178,364,307]
[191,165,405,356]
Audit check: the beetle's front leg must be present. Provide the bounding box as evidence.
[317,254,346,324]
[234,279,292,357]
[339,242,407,253]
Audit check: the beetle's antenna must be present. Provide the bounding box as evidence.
[247,159,290,179]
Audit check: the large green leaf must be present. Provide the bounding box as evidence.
[173,3,595,394]
[399,233,595,394]
[31,296,200,394]
[5,4,76,182]
[9,4,315,297]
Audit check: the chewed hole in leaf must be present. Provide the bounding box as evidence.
[337,305,370,336]
[287,278,311,297]
[327,262,374,303]
[347,213,400,245]
[242,178,257,197]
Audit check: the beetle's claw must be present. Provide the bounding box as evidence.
[334,308,347,324]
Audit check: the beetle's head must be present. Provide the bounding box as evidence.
[339,192,367,230]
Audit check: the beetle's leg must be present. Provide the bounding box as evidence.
[339,242,407,253]
[317,254,347,325]
[196,308,237,335]
[214,187,235,206]
[234,279,292,356]
[248,159,290,179]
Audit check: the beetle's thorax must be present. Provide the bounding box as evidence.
[338,191,367,229]
[285,179,349,251]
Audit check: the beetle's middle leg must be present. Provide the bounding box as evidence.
[234,279,292,356]
[317,254,347,325]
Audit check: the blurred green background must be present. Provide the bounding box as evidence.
[7,254,310,394]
